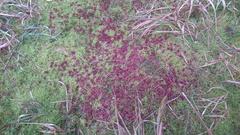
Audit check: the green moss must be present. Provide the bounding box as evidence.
[214,85,240,135]
[1,0,240,134]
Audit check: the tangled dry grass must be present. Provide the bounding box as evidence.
[131,0,235,38]
[130,0,239,134]
[0,0,39,50]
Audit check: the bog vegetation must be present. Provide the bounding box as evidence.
[0,0,240,135]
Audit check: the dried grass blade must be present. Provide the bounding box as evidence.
[223,80,240,86]
[157,96,167,135]
[133,20,153,30]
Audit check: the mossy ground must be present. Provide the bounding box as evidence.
[0,0,240,135]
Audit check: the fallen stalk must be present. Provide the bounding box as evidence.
[223,80,240,87]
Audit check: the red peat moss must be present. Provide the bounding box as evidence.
[50,0,197,125]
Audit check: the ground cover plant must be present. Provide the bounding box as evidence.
[0,0,239,135]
